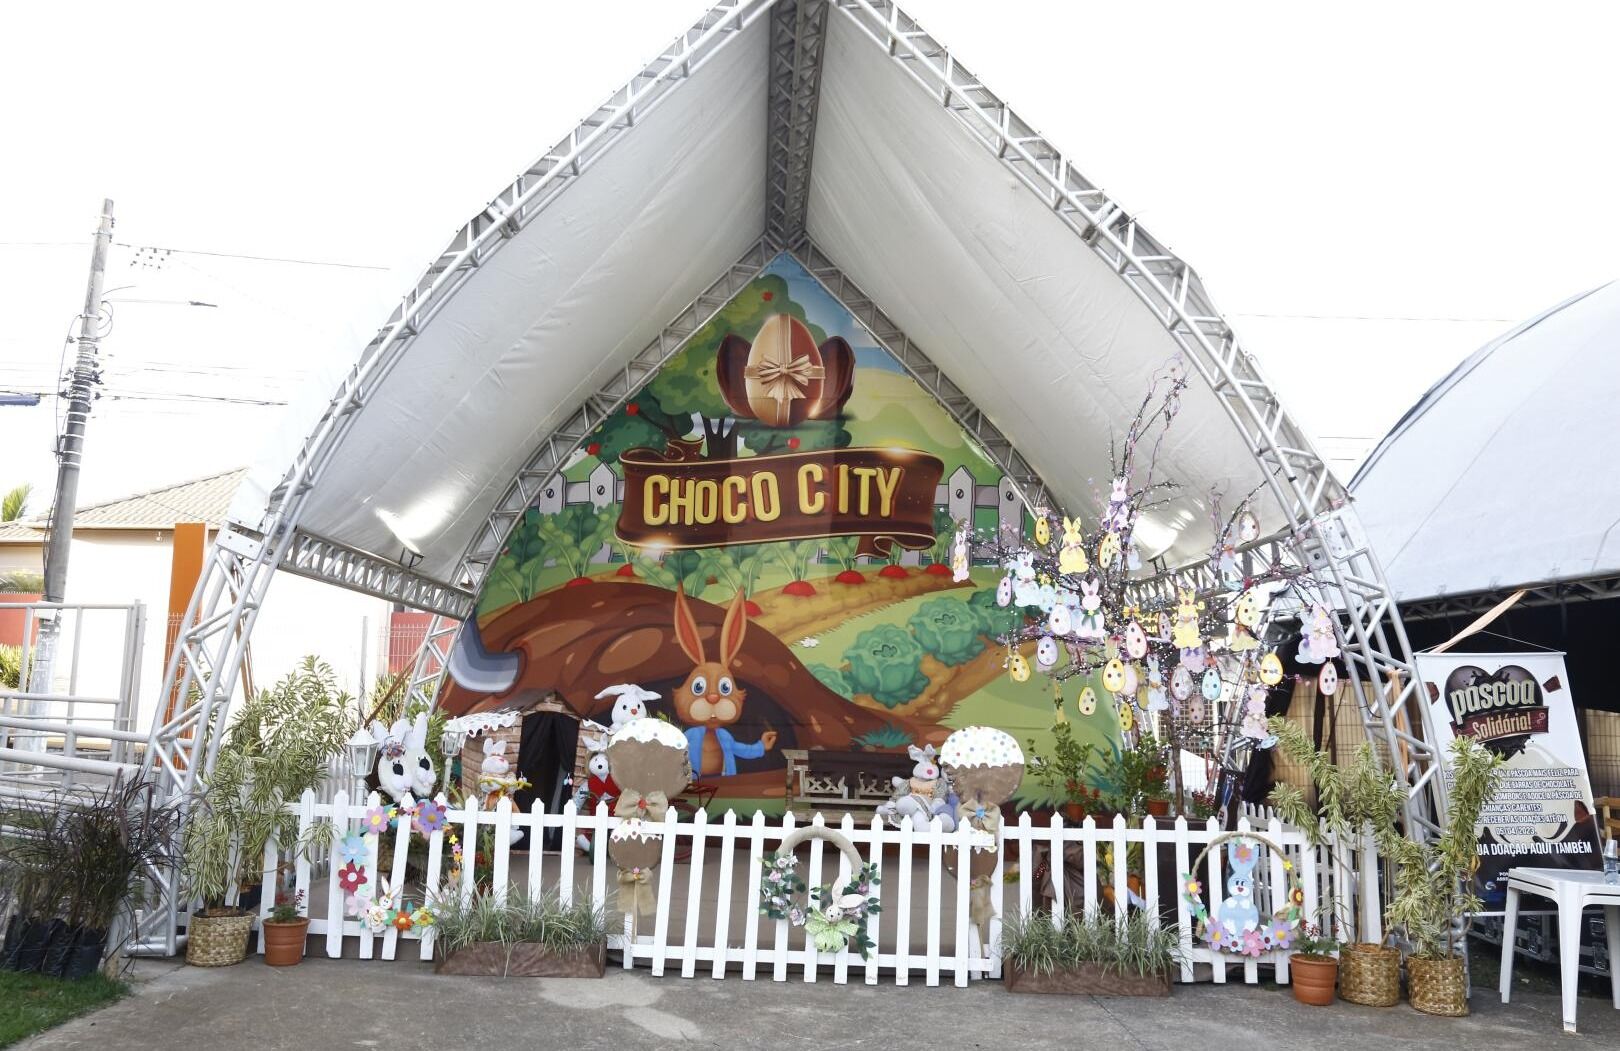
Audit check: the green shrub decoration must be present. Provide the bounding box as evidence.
[807,663,853,698]
[842,624,928,708]
[908,597,986,666]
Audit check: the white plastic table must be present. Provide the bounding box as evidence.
[1499,866,1620,1033]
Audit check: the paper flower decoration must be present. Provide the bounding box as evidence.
[391,910,414,933]
[339,834,368,864]
[337,862,367,894]
[412,799,447,836]
[361,807,391,836]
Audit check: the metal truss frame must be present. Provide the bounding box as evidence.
[1400,572,1620,622]
[826,0,1440,833]
[149,0,1441,954]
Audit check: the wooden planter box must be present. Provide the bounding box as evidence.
[1004,960,1172,997]
[434,940,606,978]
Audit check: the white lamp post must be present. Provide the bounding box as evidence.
[440,727,464,794]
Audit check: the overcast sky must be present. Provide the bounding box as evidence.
[2,0,1615,517]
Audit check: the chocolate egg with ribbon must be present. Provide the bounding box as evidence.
[716,314,853,427]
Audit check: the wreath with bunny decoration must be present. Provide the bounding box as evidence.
[1180,831,1305,957]
[759,826,882,959]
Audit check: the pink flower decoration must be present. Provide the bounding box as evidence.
[1241,929,1265,957]
[361,807,390,835]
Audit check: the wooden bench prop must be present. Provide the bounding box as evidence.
[783,748,915,816]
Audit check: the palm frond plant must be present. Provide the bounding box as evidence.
[1384,735,1504,1016]
[181,658,354,965]
[429,888,607,977]
[1,483,30,523]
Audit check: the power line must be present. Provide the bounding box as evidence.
[119,242,389,271]
[1231,311,1516,323]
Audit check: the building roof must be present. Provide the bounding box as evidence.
[230,0,1334,585]
[0,469,246,543]
[1350,281,1620,601]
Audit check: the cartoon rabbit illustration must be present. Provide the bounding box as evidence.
[1076,577,1106,640]
[672,585,777,778]
[370,712,435,805]
[1058,516,1089,575]
[1213,840,1262,935]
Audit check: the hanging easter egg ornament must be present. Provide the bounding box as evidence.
[1034,515,1051,547]
[1237,509,1260,544]
[996,574,1013,607]
[1008,651,1031,683]
[1318,662,1339,696]
[1036,635,1059,670]
[1101,657,1126,694]
[1259,651,1284,687]
[1098,531,1121,568]
[1156,611,1173,641]
[1118,702,1135,732]
[1121,662,1139,697]
[1201,667,1223,702]
[1049,602,1072,636]
[1077,685,1098,716]
[1170,664,1194,701]
[1123,617,1148,660]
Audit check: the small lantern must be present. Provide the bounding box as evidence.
[346,727,379,798]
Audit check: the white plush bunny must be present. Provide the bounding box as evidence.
[370,712,435,805]
[482,737,512,777]
[595,683,658,729]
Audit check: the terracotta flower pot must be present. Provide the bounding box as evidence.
[1145,799,1171,818]
[1290,953,1338,1006]
[1062,802,1088,823]
[262,918,311,966]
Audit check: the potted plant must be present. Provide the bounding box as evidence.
[1026,723,1098,822]
[0,777,179,978]
[431,889,607,977]
[182,658,355,967]
[1143,764,1172,818]
[1003,908,1184,996]
[1267,717,1406,1007]
[1385,736,1505,1017]
[1289,915,1344,1006]
[262,890,310,966]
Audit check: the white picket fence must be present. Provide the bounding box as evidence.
[247,790,1382,987]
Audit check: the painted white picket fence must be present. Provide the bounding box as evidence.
[252,790,1381,987]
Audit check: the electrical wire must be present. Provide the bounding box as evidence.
[116,242,389,271]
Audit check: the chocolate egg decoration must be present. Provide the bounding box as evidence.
[716,314,853,427]
[1259,651,1284,686]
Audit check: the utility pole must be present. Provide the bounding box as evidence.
[28,200,114,702]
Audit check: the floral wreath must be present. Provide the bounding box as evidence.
[759,826,881,959]
[1179,832,1305,958]
[338,797,454,933]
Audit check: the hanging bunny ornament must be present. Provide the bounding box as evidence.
[370,713,435,806]
[1241,684,1270,741]
[1011,552,1040,606]
[1076,578,1106,640]
[1146,656,1170,713]
[1171,588,1204,650]
[1058,517,1089,575]
[1104,476,1132,533]
[1296,604,1341,664]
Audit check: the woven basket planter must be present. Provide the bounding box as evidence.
[1407,954,1468,1017]
[186,910,253,967]
[1004,960,1172,997]
[1338,942,1400,1007]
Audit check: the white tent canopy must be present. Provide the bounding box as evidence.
[1351,281,1620,602]
[231,0,1303,590]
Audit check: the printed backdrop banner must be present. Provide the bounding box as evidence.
[1415,650,1601,910]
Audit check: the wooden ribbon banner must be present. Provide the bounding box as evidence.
[616,445,944,556]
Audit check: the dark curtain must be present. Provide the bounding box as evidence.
[511,712,579,852]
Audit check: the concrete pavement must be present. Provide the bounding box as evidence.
[18,955,1617,1049]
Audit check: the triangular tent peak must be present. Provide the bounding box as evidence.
[147,0,1439,956]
